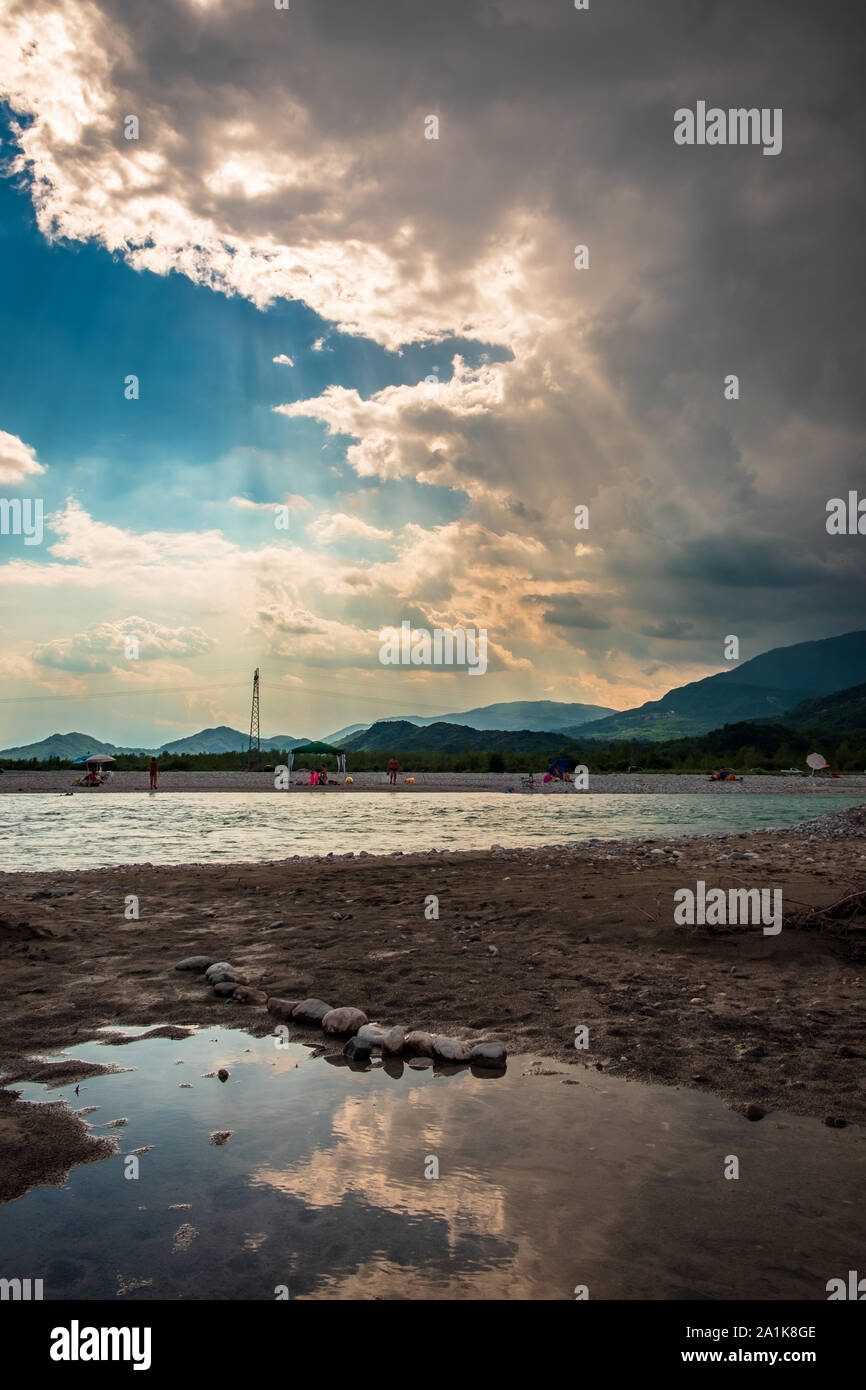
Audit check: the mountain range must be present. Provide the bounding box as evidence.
[3,630,865,759]
[0,726,309,761]
[570,630,866,742]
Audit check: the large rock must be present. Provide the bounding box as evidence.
[404,1030,437,1057]
[291,998,333,1025]
[433,1037,472,1062]
[469,1042,507,1068]
[232,986,267,1005]
[382,1026,405,1056]
[213,982,241,997]
[267,998,300,1021]
[322,1007,368,1035]
[175,956,213,972]
[343,1036,372,1063]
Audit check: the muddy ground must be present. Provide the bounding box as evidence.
[1,805,865,1200]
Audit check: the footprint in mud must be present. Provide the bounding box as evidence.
[171,1222,198,1254]
[116,1274,153,1296]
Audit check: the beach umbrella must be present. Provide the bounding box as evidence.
[85,754,116,765]
[806,753,828,771]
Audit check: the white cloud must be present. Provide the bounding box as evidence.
[310,512,393,545]
[272,354,294,366]
[229,496,277,513]
[0,429,46,484]
[32,616,214,673]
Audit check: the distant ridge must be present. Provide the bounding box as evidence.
[0,727,310,761]
[328,700,615,744]
[339,720,582,754]
[576,630,866,742]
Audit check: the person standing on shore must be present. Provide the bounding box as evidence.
[149,756,159,791]
[387,756,399,785]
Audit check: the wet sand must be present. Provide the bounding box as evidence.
[1,800,864,1205]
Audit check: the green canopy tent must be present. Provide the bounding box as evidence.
[287,741,347,782]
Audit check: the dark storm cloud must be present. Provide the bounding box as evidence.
[2,0,864,705]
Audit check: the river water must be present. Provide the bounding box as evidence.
[1,791,862,871]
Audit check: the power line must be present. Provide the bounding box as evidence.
[0,674,502,718]
[0,680,249,705]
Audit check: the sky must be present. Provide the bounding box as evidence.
[0,0,863,746]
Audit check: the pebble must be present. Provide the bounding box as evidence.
[209,1131,232,1146]
[322,1007,368,1035]
[207,969,246,986]
[175,956,213,972]
[404,1030,437,1057]
[217,1068,229,1082]
[291,998,333,1025]
[343,1037,372,1062]
[232,986,267,1005]
[382,1026,405,1056]
[356,1023,388,1047]
[213,982,241,997]
[469,1042,507,1067]
[433,1037,472,1062]
[266,998,300,1021]
[204,962,233,980]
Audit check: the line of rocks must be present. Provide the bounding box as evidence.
[174,957,506,1069]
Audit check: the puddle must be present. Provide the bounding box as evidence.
[0,1027,863,1300]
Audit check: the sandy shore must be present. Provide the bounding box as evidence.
[1,799,864,1201]
[2,769,864,795]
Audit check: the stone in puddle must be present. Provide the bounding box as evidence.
[322,1007,368,1035]
[433,1037,472,1062]
[213,982,241,997]
[356,1023,387,1047]
[291,998,333,1025]
[175,956,212,972]
[382,1026,405,1056]
[232,986,267,1005]
[469,1041,507,1067]
[343,1037,372,1062]
[404,1030,437,1057]
[355,1023,404,1052]
[217,1068,229,1082]
[267,998,300,1021]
